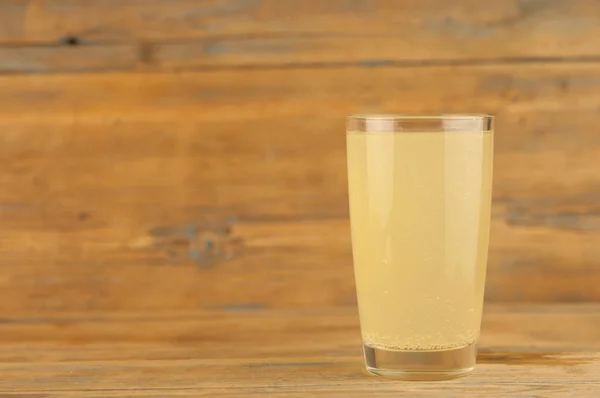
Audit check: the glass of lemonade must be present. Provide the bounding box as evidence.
[346,114,494,381]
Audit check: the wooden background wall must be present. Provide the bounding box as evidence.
[0,0,599,318]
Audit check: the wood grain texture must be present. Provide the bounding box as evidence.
[1,355,599,397]
[0,217,599,312]
[0,2,598,395]
[0,304,597,396]
[0,63,599,311]
[0,44,137,73]
[0,0,600,72]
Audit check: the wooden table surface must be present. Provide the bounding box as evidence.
[0,303,597,397]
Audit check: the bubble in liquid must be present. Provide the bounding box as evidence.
[363,328,479,352]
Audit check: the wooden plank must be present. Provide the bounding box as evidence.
[0,305,597,396]
[0,217,599,313]
[1,64,599,211]
[2,62,600,121]
[0,0,600,72]
[0,64,599,309]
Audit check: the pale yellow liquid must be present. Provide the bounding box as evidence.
[347,131,493,351]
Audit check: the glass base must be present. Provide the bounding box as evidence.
[363,343,476,381]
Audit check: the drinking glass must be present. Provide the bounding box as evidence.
[346,114,494,380]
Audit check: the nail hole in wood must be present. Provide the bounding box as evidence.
[59,36,81,46]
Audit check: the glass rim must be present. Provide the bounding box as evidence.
[347,114,493,121]
[347,114,494,133]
